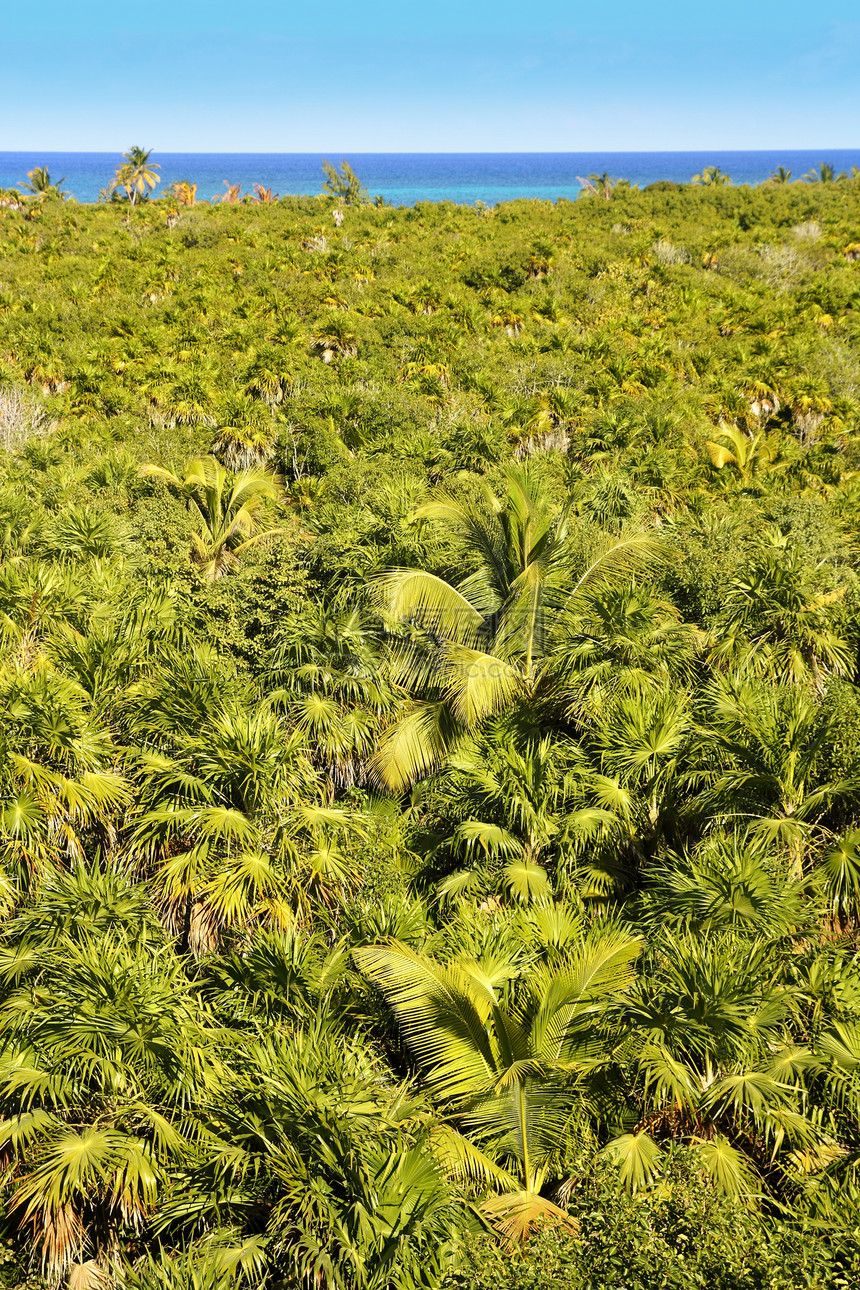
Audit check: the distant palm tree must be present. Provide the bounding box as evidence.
[20,167,68,200]
[172,179,197,207]
[213,181,243,204]
[803,162,846,183]
[577,173,616,199]
[109,146,160,205]
[769,166,791,184]
[691,166,731,186]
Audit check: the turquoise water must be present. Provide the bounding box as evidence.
[1,151,859,206]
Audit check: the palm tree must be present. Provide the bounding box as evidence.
[769,167,792,184]
[172,180,197,207]
[109,146,160,205]
[370,466,657,791]
[625,928,817,1195]
[20,167,68,200]
[578,173,616,200]
[696,673,855,872]
[157,1027,470,1288]
[210,423,275,471]
[0,663,129,896]
[0,875,217,1283]
[644,832,805,937]
[356,924,643,1238]
[212,182,242,204]
[557,580,700,702]
[803,162,846,183]
[691,167,731,186]
[431,724,587,903]
[267,602,400,790]
[311,316,360,362]
[708,547,851,686]
[705,421,782,487]
[140,456,283,579]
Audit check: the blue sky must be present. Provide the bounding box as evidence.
[3,1,858,150]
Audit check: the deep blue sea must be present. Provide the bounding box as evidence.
[1,152,859,206]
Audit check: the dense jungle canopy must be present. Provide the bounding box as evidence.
[1,171,860,1288]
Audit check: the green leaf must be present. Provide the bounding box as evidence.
[602,1131,663,1191]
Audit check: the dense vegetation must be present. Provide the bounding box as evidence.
[1,169,860,1288]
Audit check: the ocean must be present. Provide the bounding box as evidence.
[1,151,859,207]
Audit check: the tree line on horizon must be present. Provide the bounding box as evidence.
[2,150,859,212]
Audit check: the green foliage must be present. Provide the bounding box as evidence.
[321,158,371,206]
[1,178,860,1288]
[447,1153,860,1288]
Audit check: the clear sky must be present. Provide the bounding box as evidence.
[3,0,858,151]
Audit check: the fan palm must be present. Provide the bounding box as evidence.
[557,580,700,703]
[0,664,128,893]
[644,833,805,937]
[434,726,584,903]
[158,1028,470,1289]
[625,930,815,1190]
[125,1232,268,1290]
[0,896,218,1283]
[267,602,400,789]
[696,673,854,872]
[203,923,350,1029]
[141,456,283,580]
[708,547,850,686]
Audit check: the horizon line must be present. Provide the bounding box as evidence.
[2,147,858,156]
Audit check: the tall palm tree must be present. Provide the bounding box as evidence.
[110,146,160,205]
[140,456,283,579]
[371,466,657,791]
